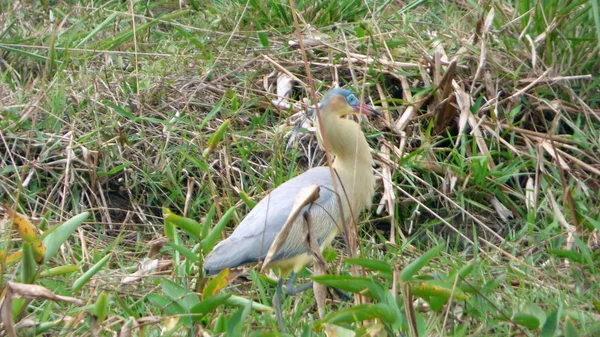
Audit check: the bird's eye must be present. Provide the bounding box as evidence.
[346,95,358,105]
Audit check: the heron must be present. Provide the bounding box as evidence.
[204,88,379,327]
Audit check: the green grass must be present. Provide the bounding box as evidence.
[1,0,600,336]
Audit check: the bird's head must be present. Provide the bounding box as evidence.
[318,88,380,117]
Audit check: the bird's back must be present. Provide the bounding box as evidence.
[204,167,343,275]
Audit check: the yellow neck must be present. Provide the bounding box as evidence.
[316,112,376,218]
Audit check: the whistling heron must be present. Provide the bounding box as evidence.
[204,88,378,326]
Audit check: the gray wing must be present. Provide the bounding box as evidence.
[204,167,344,275]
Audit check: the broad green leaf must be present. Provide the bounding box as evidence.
[317,303,396,328]
[411,280,469,301]
[21,242,36,284]
[255,21,269,47]
[512,312,541,329]
[564,316,578,337]
[147,293,186,316]
[93,291,109,323]
[161,278,200,311]
[164,214,175,241]
[541,307,562,337]
[168,242,199,263]
[312,275,373,295]
[214,314,227,334]
[482,274,505,295]
[227,302,251,337]
[225,295,273,311]
[344,258,392,276]
[201,204,217,239]
[238,190,257,209]
[163,208,203,239]
[401,244,443,281]
[549,249,585,264]
[191,293,232,322]
[39,265,79,277]
[451,260,476,279]
[451,324,468,337]
[202,207,236,253]
[527,303,547,327]
[72,254,111,292]
[43,212,89,263]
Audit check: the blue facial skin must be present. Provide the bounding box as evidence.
[346,93,360,106]
[318,88,358,110]
[315,88,379,116]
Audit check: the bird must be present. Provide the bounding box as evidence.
[203,88,379,327]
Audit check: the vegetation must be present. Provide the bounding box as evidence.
[1,0,599,335]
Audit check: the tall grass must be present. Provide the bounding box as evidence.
[0,0,599,335]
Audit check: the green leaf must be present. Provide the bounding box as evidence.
[401,244,443,281]
[147,293,186,316]
[99,162,132,177]
[512,312,541,329]
[255,21,269,47]
[549,249,585,264]
[72,254,111,292]
[106,101,135,120]
[168,242,199,263]
[164,209,203,239]
[451,324,468,337]
[482,274,505,295]
[411,280,469,301]
[21,242,37,284]
[317,303,396,327]
[178,148,209,172]
[237,190,257,209]
[43,212,89,263]
[227,302,251,336]
[201,204,217,239]
[541,307,562,337]
[312,275,382,297]
[0,45,47,62]
[203,119,231,157]
[225,295,273,311]
[93,291,110,323]
[76,12,119,48]
[191,293,232,321]
[564,316,578,337]
[450,260,476,280]
[99,233,124,258]
[161,278,200,311]
[202,207,236,253]
[198,98,224,130]
[344,257,392,276]
[39,265,79,277]
[410,280,469,311]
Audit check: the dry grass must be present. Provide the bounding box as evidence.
[1,0,599,335]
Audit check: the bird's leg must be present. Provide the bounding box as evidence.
[330,287,353,301]
[274,277,285,331]
[284,271,313,295]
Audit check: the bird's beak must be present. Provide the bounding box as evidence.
[354,103,381,117]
